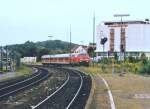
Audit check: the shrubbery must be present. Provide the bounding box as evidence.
[100,58,112,64]
[138,61,150,75]
[94,53,150,75]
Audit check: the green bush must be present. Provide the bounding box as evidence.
[100,58,112,64]
[128,56,140,63]
[120,60,140,74]
[140,53,148,65]
[138,62,150,75]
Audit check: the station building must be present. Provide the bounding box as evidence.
[21,57,37,63]
[95,20,150,59]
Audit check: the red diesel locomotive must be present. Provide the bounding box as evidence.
[41,53,90,66]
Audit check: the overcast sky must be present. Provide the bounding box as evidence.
[0,0,150,45]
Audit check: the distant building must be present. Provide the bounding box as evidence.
[71,45,87,54]
[0,47,14,71]
[21,57,37,63]
[95,20,150,59]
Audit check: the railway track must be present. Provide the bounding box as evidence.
[0,67,91,109]
[0,67,50,100]
[30,68,91,109]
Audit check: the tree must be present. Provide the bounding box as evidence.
[37,48,49,61]
[114,52,118,62]
[140,53,147,65]
[87,46,95,57]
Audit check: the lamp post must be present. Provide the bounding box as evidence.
[48,36,53,40]
[114,14,130,75]
[0,46,2,71]
[5,45,8,71]
[48,36,53,64]
[114,14,130,60]
[80,41,84,46]
[92,12,95,67]
[48,35,53,49]
[69,25,72,65]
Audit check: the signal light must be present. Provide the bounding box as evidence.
[100,37,108,45]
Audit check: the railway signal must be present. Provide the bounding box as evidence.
[100,37,108,54]
[100,37,108,45]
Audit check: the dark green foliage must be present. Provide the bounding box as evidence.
[114,52,118,62]
[87,46,94,57]
[100,58,112,64]
[140,53,147,65]
[87,46,96,57]
[7,40,77,62]
[138,62,150,75]
[36,40,74,51]
[37,48,49,61]
[128,56,140,63]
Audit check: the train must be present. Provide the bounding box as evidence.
[41,53,90,66]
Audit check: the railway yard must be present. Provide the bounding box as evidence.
[0,66,92,109]
[1,64,150,109]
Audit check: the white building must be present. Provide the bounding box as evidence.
[96,20,150,58]
[71,45,87,54]
[21,57,37,63]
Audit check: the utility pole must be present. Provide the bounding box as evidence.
[0,46,2,71]
[69,25,72,65]
[48,36,53,64]
[6,46,8,71]
[114,14,130,61]
[114,14,130,75]
[92,12,95,67]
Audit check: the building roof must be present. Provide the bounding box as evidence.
[104,20,150,25]
[71,45,87,52]
[0,48,6,54]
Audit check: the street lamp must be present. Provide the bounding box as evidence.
[48,36,53,40]
[0,46,3,71]
[92,12,95,67]
[69,25,72,65]
[114,14,130,75]
[80,41,84,46]
[114,14,130,60]
[5,45,8,71]
[48,36,53,65]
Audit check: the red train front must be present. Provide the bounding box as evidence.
[41,53,90,66]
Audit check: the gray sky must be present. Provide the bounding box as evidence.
[0,0,150,45]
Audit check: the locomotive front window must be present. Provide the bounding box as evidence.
[78,54,87,56]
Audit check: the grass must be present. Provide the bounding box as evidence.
[15,65,32,76]
[79,65,150,109]
[0,66,32,81]
[0,67,10,73]
[79,66,102,75]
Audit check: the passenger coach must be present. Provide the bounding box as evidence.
[41,53,90,66]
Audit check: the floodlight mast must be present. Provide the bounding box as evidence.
[92,12,95,67]
[114,14,130,17]
[48,35,53,64]
[113,14,130,76]
[69,25,72,65]
[113,14,130,60]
